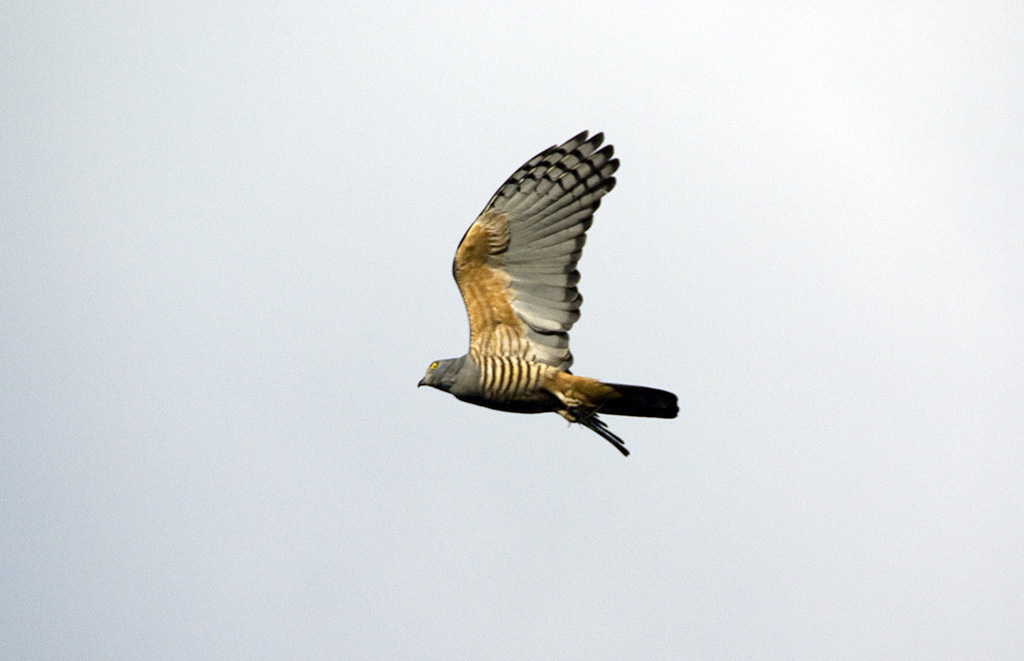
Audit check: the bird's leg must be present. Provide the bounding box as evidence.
[550,380,602,425]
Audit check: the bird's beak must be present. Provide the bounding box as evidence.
[417,378,426,387]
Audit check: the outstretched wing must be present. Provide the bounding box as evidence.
[452,131,619,370]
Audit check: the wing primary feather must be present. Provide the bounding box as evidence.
[480,132,593,214]
[453,131,621,372]
[514,151,617,223]
[503,239,585,263]
[517,214,597,249]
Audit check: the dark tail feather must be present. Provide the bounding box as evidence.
[601,384,679,418]
[576,413,630,456]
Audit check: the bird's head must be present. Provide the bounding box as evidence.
[417,357,463,392]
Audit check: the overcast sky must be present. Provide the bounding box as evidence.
[2,2,1022,659]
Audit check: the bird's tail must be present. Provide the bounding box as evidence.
[600,384,679,418]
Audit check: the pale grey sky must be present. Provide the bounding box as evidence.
[2,3,1022,658]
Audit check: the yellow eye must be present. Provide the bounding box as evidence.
[429,361,439,370]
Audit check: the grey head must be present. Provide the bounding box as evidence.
[417,356,468,393]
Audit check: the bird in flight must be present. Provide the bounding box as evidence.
[418,131,678,456]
